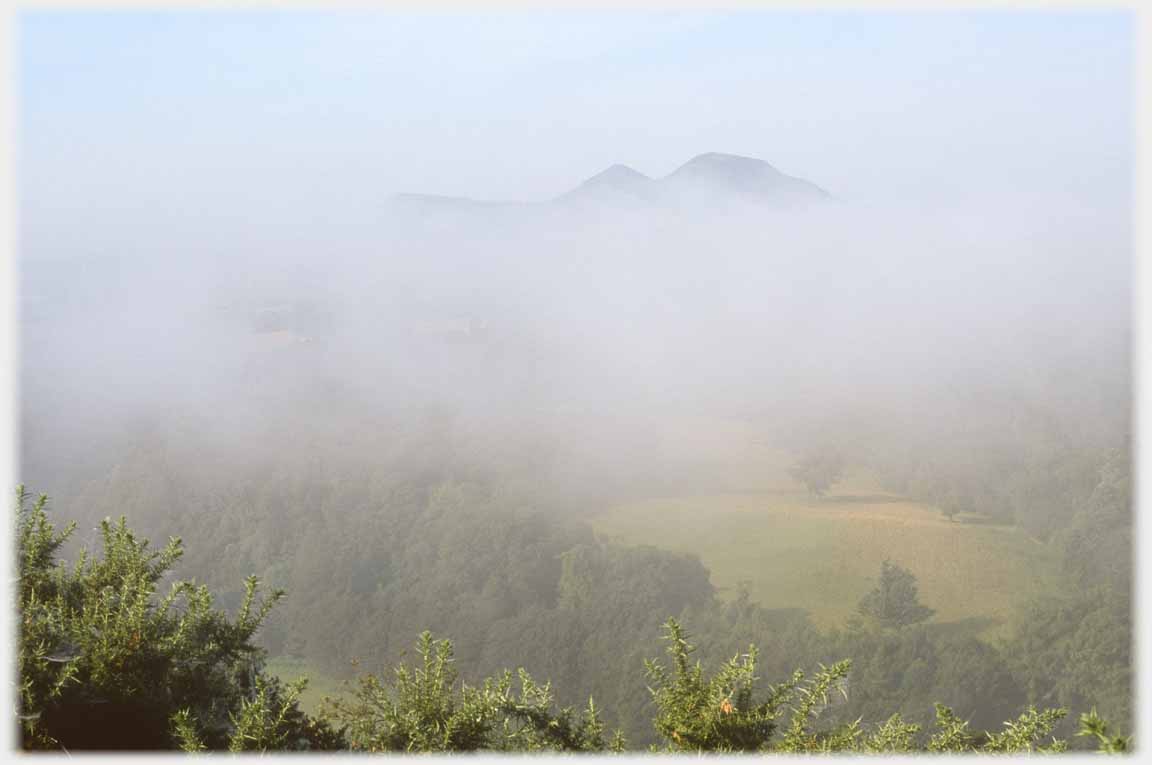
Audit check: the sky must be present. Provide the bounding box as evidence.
[18,9,1133,260]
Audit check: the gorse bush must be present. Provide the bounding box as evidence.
[14,487,1129,753]
[324,631,624,752]
[15,486,339,751]
[1076,708,1131,754]
[643,619,1092,753]
[644,617,852,752]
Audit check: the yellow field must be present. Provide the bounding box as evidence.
[590,419,1057,637]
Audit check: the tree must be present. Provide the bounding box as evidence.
[16,486,1130,753]
[857,560,935,629]
[789,448,845,498]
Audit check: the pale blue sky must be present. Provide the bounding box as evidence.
[19,9,1132,256]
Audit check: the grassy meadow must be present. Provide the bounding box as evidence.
[265,656,345,714]
[591,418,1058,638]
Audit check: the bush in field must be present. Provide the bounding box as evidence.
[789,448,845,497]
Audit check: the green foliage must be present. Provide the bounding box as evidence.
[1077,708,1130,753]
[16,484,1132,753]
[227,675,344,751]
[1059,447,1131,590]
[775,659,854,753]
[15,486,336,751]
[644,618,788,751]
[857,559,935,629]
[25,318,1130,750]
[862,713,920,753]
[863,390,1114,536]
[983,706,1068,753]
[170,708,206,753]
[992,450,1132,741]
[324,631,621,752]
[927,703,974,752]
[50,419,1128,748]
[1003,584,1130,737]
[643,619,1103,754]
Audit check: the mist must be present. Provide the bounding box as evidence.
[20,178,1129,499]
[14,9,1134,752]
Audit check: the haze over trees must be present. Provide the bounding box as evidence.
[15,148,1133,748]
[789,447,846,498]
[16,490,1129,753]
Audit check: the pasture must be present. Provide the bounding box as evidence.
[590,427,1057,637]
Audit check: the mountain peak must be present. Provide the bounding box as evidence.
[665,152,828,202]
[683,151,778,167]
[577,163,652,187]
[669,152,782,180]
[599,163,649,179]
[558,163,655,203]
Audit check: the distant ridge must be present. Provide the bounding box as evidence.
[663,152,830,202]
[391,152,830,211]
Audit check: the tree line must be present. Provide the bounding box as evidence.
[16,487,1130,753]
[20,422,1131,746]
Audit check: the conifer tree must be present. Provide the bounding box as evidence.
[857,559,935,628]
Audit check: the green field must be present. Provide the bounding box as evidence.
[265,656,345,714]
[591,423,1058,638]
